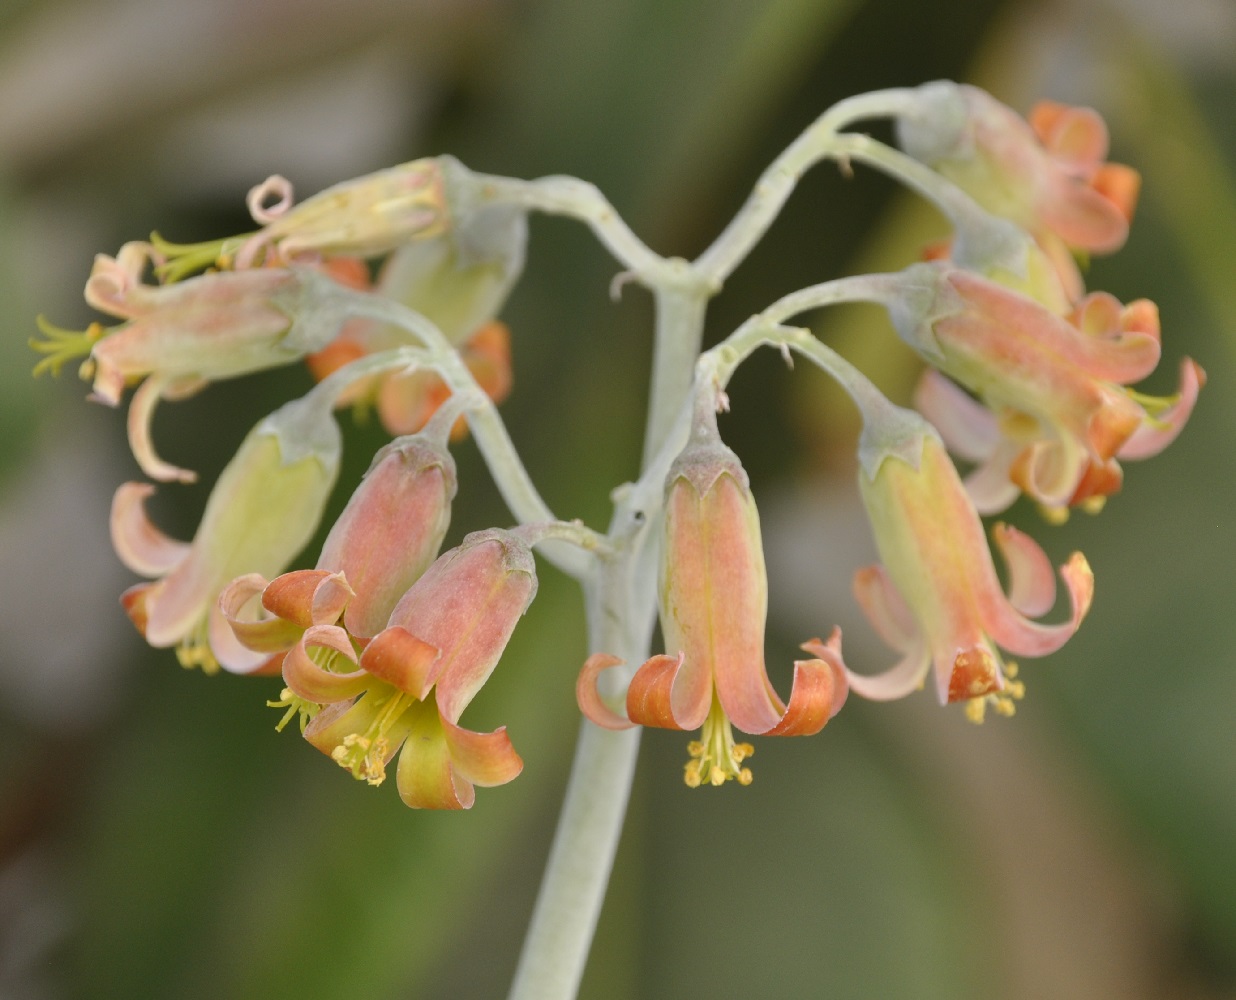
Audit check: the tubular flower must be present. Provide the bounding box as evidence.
[31,242,344,483]
[113,395,341,675]
[847,410,1093,719]
[220,430,456,682]
[577,411,846,787]
[891,262,1204,516]
[896,82,1140,299]
[271,529,535,809]
[305,200,526,437]
[231,159,447,270]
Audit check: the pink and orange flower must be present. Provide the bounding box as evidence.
[227,529,535,809]
[32,241,341,483]
[578,415,846,786]
[898,83,1140,299]
[844,413,1093,719]
[891,262,1203,516]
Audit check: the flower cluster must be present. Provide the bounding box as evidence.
[35,82,1203,811]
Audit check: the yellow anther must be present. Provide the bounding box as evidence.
[964,662,1026,724]
[175,622,220,675]
[1080,496,1106,516]
[1039,504,1070,526]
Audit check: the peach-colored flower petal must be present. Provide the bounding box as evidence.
[358,626,440,699]
[625,652,710,732]
[282,624,369,703]
[980,551,1094,657]
[1118,359,1206,460]
[914,369,999,463]
[991,523,1056,618]
[218,573,306,653]
[442,718,523,788]
[763,632,847,736]
[126,375,197,484]
[576,653,634,730]
[261,569,353,629]
[209,602,275,675]
[109,483,190,576]
[841,641,931,702]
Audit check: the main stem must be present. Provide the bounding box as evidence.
[507,281,708,1000]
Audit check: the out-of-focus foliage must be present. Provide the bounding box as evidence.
[0,0,1232,998]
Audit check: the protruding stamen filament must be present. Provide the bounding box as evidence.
[683,696,755,788]
[149,232,253,283]
[29,317,105,378]
[267,687,321,733]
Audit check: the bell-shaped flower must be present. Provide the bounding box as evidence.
[896,82,1140,299]
[31,241,346,483]
[889,262,1204,516]
[304,199,526,437]
[220,429,457,677]
[112,394,341,674]
[273,529,536,809]
[577,408,846,787]
[846,408,1093,719]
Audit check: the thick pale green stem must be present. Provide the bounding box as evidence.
[506,551,648,1000]
[642,271,711,466]
[508,256,711,1000]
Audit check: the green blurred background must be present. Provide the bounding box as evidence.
[0,0,1233,997]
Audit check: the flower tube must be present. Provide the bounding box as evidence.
[844,407,1093,719]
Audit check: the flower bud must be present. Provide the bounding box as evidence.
[316,435,456,637]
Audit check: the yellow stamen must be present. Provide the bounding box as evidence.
[1039,503,1070,526]
[329,687,414,787]
[266,687,321,733]
[683,695,754,788]
[174,617,220,676]
[964,661,1025,724]
[29,317,106,378]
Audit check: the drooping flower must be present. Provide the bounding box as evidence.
[269,529,536,809]
[888,262,1204,516]
[113,394,341,674]
[896,82,1140,299]
[220,429,457,682]
[577,406,846,787]
[31,241,346,483]
[842,406,1093,719]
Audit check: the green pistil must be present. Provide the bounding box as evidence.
[150,231,254,283]
[29,316,105,378]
